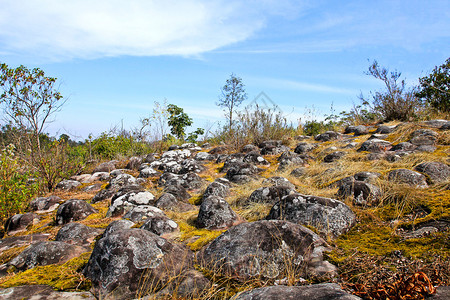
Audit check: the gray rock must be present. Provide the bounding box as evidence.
[164,184,191,201]
[0,234,50,253]
[290,167,307,177]
[415,145,437,152]
[106,190,155,218]
[423,119,449,128]
[267,194,356,238]
[226,162,262,183]
[315,131,341,142]
[387,169,428,188]
[403,226,438,239]
[139,166,160,178]
[122,205,165,223]
[143,153,157,163]
[409,129,438,146]
[234,283,361,300]
[241,144,259,153]
[159,172,203,190]
[103,219,135,237]
[345,125,369,136]
[354,171,381,182]
[263,176,295,189]
[55,222,103,247]
[208,145,229,154]
[152,269,211,299]
[9,241,88,270]
[391,142,417,151]
[246,186,295,205]
[337,180,382,206]
[430,286,450,299]
[358,139,392,152]
[194,151,215,161]
[140,215,178,236]
[376,125,396,134]
[0,285,96,300]
[28,195,61,212]
[203,180,230,200]
[4,213,39,234]
[93,160,117,173]
[221,153,245,172]
[84,228,193,299]
[126,156,142,170]
[294,142,317,154]
[277,151,305,170]
[415,161,450,184]
[161,149,191,161]
[441,123,450,130]
[197,196,241,230]
[198,220,336,281]
[259,140,283,148]
[109,173,138,189]
[55,199,98,225]
[261,144,290,155]
[244,151,270,166]
[179,159,205,174]
[56,179,81,190]
[324,151,346,163]
[155,193,194,212]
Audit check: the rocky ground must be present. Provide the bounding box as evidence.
[0,120,449,300]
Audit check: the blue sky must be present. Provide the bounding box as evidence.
[1,0,449,140]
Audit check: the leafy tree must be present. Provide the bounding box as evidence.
[0,63,81,191]
[0,63,65,151]
[217,73,247,133]
[187,128,205,143]
[361,60,421,121]
[167,104,193,140]
[416,58,450,112]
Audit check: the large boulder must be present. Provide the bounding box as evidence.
[164,184,191,201]
[226,162,262,184]
[126,156,142,170]
[357,139,392,153]
[56,179,81,190]
[315,131,341,142]
[55,222,103,247]
[202,179,231,200]
[387,169,428,188]
[179,159,206,174]
[294,142,317,154]
[409,129,438,146]
[139,166,160,178]
[155,193,194,212]
[323,151,346,163]
[4,213,40,234]
[83,228,193,299]
[246,186,294,205]
[9,241,88,271]
[198,220,336,281]
[196,196,241,230]
[93,160,117,173]
[414,161,450,184]
[345,125,369,136]
[122,205,165,223]
[55,199,98,225]
[277,151,305,170]
[102,220,135,237]
[106,190,155,218]
[0,234,50,253]
[244,151,270,166]
[266,194,356,238]
[234,283,361,300]
[109,173,138,189]
[140,215,179,236]
[337,180,382,206]
[28,195,61,212]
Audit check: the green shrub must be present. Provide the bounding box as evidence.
[0,144,37,222]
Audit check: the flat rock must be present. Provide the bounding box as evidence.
[55,199,98,225]
[56,179,81,190]
[414,161,450,184]
[9,241,88,271]
[0,234,50,252]
[387,169,428,188]
[122,205,165,223]
[267,194,356,238]
[198,220,336,281]
[234,283,361,300]
[357,139,392,153]
[197,196,241,230]
[28,195,61,212]
[55,222,103,247]
[0,285,96,300]
[4,213,40,234]
[84,228,193,299]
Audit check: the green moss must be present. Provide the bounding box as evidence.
[0,252,92,291]
[178,222,224,251]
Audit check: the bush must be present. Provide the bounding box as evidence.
[0,144,37,223]
[362,61,423,122]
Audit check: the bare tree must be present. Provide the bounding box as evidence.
[217,73,247,133]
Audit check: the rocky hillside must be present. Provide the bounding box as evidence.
[0,120,449,300]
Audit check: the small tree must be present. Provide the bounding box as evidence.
[167,104,193,140]
[416,58,450,112]
[361,61,421,122]
[217,73,247,133]
[0,63,80,191]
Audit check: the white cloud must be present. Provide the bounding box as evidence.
[0,0,288,61]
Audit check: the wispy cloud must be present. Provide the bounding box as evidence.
[0,0,297,61]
